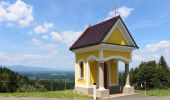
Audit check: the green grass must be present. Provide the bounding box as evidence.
[0,90,92,99]
[136,89,170,96]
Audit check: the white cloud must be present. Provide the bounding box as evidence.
[132,53,160,62]
[105,6,133,20]
[0,51,73,69]
[132,54,145,62]
[0,52,45,66]
[31,38,58,53]
[145,40,170,52]
[0,0,33,27]
[31,38,41,46]
[51,31,82,46]
[34,22,53,34]
[0,52,9,61]
[51,32,62,41]
[62,31,82,46]
[28,31,33,35]
[41,35,49,40]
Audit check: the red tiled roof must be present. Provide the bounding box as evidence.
[70,16,138,50]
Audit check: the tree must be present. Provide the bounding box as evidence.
[127,56,170,89]
[158,56,169,72]
[136,61,158,89]
[156,56,170,88]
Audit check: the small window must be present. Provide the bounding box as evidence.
[79,61,84,79]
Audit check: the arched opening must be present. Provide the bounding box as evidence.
[78,61,84,79]
[106,58,128,94]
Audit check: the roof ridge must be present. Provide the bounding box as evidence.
[88,15,120,29]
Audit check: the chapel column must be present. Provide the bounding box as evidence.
[123,62,134,94]
[97,61,109,98]
[125,62,130,87]
[98,62,105,90]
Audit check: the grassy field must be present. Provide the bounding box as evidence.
[0,90,92,99]
[136,89,170,96]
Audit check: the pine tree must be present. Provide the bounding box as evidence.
[157,56,170,88]
[158,56,169,69]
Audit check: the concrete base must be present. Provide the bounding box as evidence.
[74,86,93,95]
[96,89,109,98]
[123,86,134,94]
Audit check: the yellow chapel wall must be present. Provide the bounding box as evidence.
[75,51,99,85]
[90,61,98,85]
[106,27,127,45]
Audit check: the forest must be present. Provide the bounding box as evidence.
[120,56,170,89]
[0,67,74,93]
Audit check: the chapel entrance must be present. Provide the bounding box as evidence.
[104,62,108,89]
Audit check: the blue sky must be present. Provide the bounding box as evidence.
[0,0,170,70]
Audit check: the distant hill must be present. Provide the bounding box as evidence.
[5,65,55,72]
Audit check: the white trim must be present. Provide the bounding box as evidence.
[117,25,129,45]
[102,56,130,63]
[72,43,135,54]
[78,59,85,63]
[99,49,103,59]
[81,54,130,65]
[86,55,98,62]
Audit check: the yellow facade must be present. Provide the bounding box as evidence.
[76,51,99,62]
[75,51,99,85]
[106,27,127,45]
[75,50,130,85]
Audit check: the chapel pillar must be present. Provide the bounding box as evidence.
[98,62,105,90]
[125,63,130,87]
[123,62,134,94]
[96,61,109,98]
